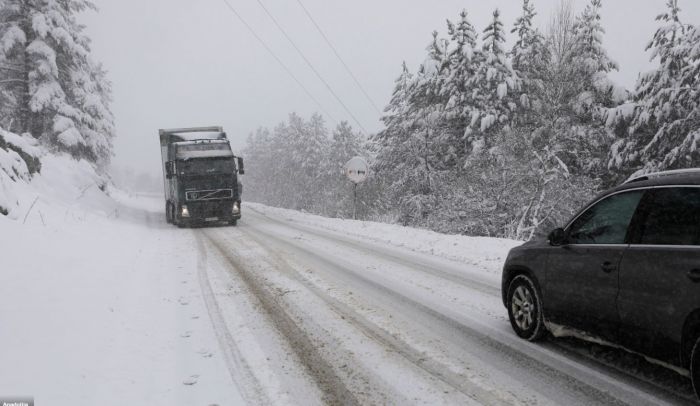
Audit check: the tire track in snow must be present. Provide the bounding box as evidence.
[194,233,270,405]
[246,208,500,297]
[238,226,512,406]
[241,219,678,406]
[246,207,697,405]
[201,231,361,406]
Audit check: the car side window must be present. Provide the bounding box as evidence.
[637,188,700,246]
[567,191,645,245]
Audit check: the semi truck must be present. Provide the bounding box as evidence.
[159,126,244,227]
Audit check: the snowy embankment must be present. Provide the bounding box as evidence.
[246,202,522,277]
[0,129,42,218]
[0,132,242,405]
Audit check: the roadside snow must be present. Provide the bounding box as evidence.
[246,202,522,276]
[0,155,243,405]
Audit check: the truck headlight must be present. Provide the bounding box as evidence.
[181,205,190,218]
[232,202,240,214]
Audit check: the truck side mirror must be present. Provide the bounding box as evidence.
[165,161,175,179]
[237,157,245,175]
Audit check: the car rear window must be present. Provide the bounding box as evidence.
[637,187,700,246]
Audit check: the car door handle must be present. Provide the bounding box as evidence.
[601,262,617,273]
[688,269,700,283]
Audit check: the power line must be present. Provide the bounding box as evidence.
[294,0,382,115]
[253,0,369,134]
[219,0,337,124]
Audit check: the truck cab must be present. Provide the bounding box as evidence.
[159,127,244,227]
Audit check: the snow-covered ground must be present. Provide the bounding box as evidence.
[1,157,696,405]
[0,156,242,405]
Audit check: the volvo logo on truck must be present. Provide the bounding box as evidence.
[159,126,244,227]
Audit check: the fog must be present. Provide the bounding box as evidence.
[82,0,700,178]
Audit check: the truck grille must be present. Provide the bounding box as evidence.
[185,189,233,201]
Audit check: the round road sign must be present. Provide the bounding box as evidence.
[345,157,369,184]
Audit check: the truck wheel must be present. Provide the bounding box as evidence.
[692,336,700,401]
[165,203,172,224]
[229,220,237,227]
[507,274,546,342]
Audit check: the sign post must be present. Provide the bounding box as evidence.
[344,157,369,220]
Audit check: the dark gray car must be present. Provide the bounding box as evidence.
[501,169,700,400]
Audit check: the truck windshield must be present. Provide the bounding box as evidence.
[178,157,235,176]
[175,142,233,160]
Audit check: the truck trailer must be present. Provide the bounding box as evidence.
[159,126,244,227]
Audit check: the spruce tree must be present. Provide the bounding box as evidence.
[326,121,364,216]
[466,9,520,156]
[444,9,478,120]
[0,0,114,167]
[610,0,699,174]
[442,10,479,159]
[571,0,620,113]
[510,0,549,112]
[511,0,537,72]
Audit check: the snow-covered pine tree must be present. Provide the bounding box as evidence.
[571,0,621,114]
[441,10,478,162]
[511,0,537,73]
[510,0,550,113]
[535,0,621,181]
[402,32,454,225]
[373,36,450,226]
[242,126,274,204]
[0,0,114,167]
[373,62,416,188]
[609,0,699,174]
[325,121,365,216]
[242,113,327,211]
[466,9,520,157]
[443,10,477,123]
[279,113,329,211]
[328,121,363,172]
[380,61,414,139]
[454,0,607,239]
[69,61,115,168]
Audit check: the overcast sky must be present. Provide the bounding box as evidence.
[83,0,700,176]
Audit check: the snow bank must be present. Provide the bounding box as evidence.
[0,144,241,404]
[246,202,522,275]
[0,126,119,223]
[0,129,42,218]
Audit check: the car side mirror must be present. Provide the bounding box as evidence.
[237,157,245,175]
[165,161,174,179]
[548,228,567,246]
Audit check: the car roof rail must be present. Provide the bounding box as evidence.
[624,168,700,184]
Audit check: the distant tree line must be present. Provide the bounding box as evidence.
[0,0,115,170]
[246,0,700,239]
[244,113,371,218]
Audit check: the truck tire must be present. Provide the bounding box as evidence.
[165,203,172,224]
[229,220,237,227]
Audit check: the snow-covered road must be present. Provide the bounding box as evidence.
[193,206,697,405]
[2,186,696,405]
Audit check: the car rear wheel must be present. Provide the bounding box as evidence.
[507,274,546,341]
[692,336,700,401]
